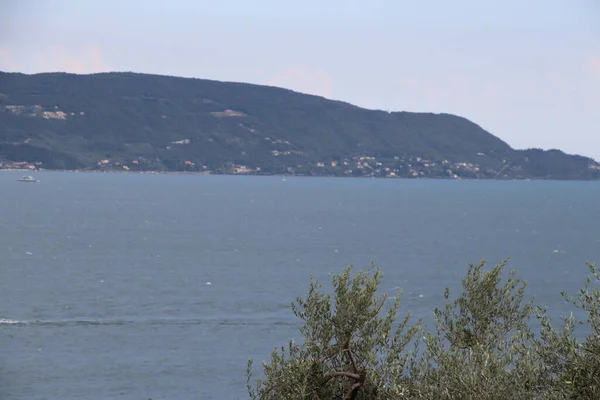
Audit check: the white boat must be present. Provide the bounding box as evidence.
[18,175,38,182]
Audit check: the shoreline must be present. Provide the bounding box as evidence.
[1,168,212,176]
[2,168,599,182]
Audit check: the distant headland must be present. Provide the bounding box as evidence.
[1,71,598,180]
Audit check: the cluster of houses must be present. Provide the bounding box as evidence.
[0,161,41,170]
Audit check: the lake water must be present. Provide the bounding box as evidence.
[1,171,599,400]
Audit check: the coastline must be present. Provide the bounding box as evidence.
[1,168,213,176]
[2,168,599,182]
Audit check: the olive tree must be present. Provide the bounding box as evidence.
[535,262,600,399]
[407,258,544,400]
[246,260,600,400]
[246,264,420,400]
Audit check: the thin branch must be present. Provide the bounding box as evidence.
[346,348,359,373]
[319,340,365,399]
[329,371,362,380]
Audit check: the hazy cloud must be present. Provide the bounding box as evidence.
[33,43,110,74]
[591,56,600,75]
[398,75,505,113]
[0,45,10,60]
[267,67,334,99]
[0,45,18,71]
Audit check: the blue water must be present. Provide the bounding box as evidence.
[1,171,599,399]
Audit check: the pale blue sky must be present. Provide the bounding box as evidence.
[1,0,599,160]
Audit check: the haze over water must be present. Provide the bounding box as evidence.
[1,171,599,399]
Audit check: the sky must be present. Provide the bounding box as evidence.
[1,0,599,160]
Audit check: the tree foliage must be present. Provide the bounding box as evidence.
[247,260,600,399]
[247,265,420,399]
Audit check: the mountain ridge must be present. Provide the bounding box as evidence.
[0,71,598,180]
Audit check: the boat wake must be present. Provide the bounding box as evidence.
[0,317,193,327]
[0,315,296,328]
[0,318,24,325]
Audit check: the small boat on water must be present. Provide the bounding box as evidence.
[18,175,39,182]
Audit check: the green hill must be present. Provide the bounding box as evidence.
[0,71,598,179]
